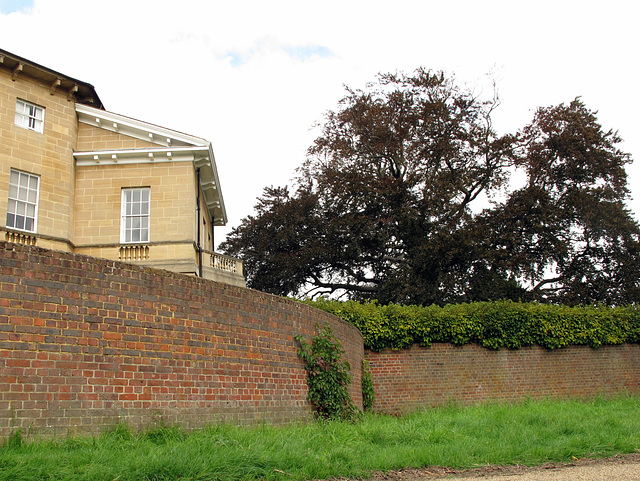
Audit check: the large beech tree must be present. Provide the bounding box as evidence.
[221,70,640,306]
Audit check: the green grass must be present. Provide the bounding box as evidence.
[1,396,639,481]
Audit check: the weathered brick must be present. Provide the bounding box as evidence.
[5,241,638,440]
[366,343,640,414]
[0,241,362,438]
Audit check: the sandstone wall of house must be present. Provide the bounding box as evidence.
[0,68,78,252]
[76,123,158,151]
[0,242,364,438]
[366,342,640,414]
[73,160,203,276]
[73,162,197,249]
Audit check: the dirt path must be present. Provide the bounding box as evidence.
[364,452,640,480]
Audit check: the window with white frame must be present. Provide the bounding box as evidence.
[6,169,39,233]
[15,99,45,133]
[121,187,150,243]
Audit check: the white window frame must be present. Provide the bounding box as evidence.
[121,187,150,244]
[6,169,40,233]
[15,99,45,133]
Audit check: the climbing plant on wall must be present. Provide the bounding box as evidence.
[296,324,357,420]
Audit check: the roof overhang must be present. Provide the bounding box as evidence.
[0,48,104,109]
[74,105,227,226]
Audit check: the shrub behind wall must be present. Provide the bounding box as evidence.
[306,299,640,351]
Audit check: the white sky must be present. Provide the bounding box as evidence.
[1,0,638,248]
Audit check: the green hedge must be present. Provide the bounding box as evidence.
[304,299,640,351]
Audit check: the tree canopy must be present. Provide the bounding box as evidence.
[221,69,640,306]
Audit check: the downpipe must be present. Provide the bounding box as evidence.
[196,168,203,277]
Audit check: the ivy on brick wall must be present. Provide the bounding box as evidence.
[361,360,374,412]
[304,299,640,351]
[296,324,358,420]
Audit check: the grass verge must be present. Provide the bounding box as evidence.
[1,396,639,481]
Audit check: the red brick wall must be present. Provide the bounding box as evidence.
[367,343,640,414]
[3,241,639,438]
[0,242,364,437]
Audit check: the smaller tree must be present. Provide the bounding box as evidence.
[480,99,640,305]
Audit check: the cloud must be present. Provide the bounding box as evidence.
[0,0,32,14]
[222,39,334,68]
[281,45,334,62]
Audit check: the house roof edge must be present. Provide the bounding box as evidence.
[0,47,104,109]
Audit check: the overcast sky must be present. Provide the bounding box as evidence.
[1,0,638,248]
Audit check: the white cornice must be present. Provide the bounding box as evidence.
[74,146,206,165]
[76,104,209,148]
[73,106,228,226]
[198,144,227,226]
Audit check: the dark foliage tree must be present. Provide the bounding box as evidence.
[220,186,323,295]
[221,71,640,306]
[480,99,640,305]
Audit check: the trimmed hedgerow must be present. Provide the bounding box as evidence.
[304,299,640,351]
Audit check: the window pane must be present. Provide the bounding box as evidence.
[6,170,39,233]
[121,187,149,244]
[15,101,44,132]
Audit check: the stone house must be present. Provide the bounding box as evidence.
[0,48,244,287]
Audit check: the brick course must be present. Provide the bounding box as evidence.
[1,241,638,437]
[0,242,364,437]
[367,342,640,414]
